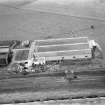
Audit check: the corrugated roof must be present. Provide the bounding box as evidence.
[34,37,91,61]
[35,37,88,46]
[36,49,91,57]
[37,43,89,52]
[0,48,9,53]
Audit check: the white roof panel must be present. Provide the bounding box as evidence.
[35,37,88,46]
[37,43,89,52]
[36,49,91,58]
[0,48,9,53]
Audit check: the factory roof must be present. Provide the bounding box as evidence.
[0,47,10,53]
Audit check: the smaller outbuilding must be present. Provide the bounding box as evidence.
[0,46,11,66]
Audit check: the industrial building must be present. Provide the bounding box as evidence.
[31,37,92,65]
[12,37,93,65]
[0,46,11,65]
[9,37,103,73]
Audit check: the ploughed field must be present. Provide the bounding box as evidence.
[0,67,105,103]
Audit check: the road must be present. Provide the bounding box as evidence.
[6,97,105,105]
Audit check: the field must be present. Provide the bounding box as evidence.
[0,0,105,104]
[0,75,105,104]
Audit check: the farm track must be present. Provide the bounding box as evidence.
[0,67,105,80]
[0,67,105,92]
[6,97,105,105]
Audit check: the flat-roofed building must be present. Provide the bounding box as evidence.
[10,37,92,66]
[31,37,92,64]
